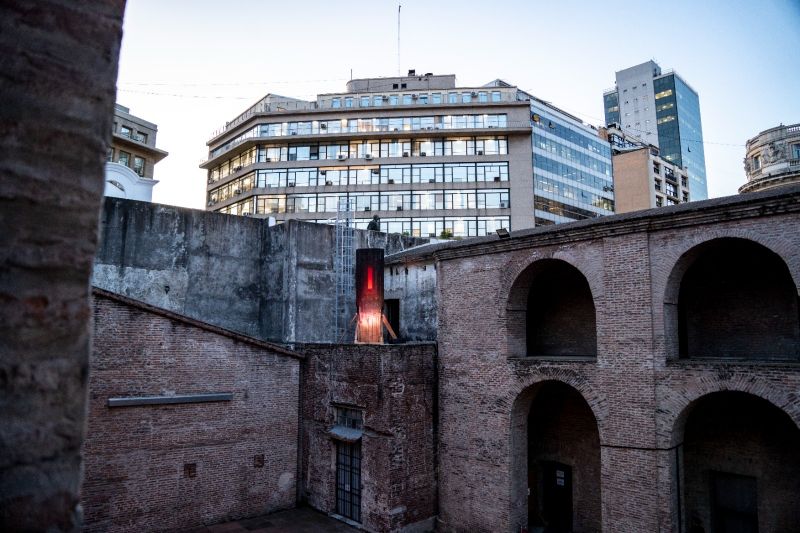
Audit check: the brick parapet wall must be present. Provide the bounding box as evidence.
[434,205,800,532]
[83,293,301,532]
[298,343,437,532]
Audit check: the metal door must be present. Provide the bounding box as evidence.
[336,440,361,523]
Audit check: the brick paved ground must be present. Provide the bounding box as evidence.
[180,507,358,533]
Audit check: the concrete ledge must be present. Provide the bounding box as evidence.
[107,392,233,407]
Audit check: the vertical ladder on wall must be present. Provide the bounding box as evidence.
[334,197,355,341]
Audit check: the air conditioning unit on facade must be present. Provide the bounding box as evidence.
[364,206,371,212]
[420,152,427,157]
[494,176,501,182]
[477,150,484,156]
[320,123,327,129]
[234,166,243,171]
[337,154,347,161]
[402,152,410,157]
[500,201,508,208]
[371,169,380,175]
[243,212,252,216]
[320,170,327,175]
[396,206,403,211]
[388,179,395,184]
[291,131,298,135]
[288,183,295,187]
[208,178,214,184]
[234,188,242,194]
[325,181,333,186]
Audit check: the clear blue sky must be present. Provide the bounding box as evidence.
[117,0,800,208]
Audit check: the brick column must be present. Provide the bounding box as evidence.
[0,1,125,530]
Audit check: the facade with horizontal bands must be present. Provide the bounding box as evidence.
[202,73,614,236]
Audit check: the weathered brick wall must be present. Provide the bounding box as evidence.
[432,189,800,532]
[299,343,437,532]
[0,2,125,530]
[83,291,301,532]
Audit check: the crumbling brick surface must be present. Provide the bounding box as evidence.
[83,292,301,532]
[298,343,437,533]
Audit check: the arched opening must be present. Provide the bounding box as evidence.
[667,238,799,360]
[507,259,597,358]
[678,391,800,532]
[510,381,601,532]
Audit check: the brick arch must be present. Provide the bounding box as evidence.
[658,376,800,448]
[502,250,602,357]
[655,231,799,310]
[658,234,800,360]
[508,377,607,531]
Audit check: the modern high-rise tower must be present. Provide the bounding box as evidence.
[603,60,708,200]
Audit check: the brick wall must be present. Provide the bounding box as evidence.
[431,189,800,532]
[83,290,302,532]
[299,343,437,532]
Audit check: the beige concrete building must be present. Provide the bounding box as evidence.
[600,126,689,213]
[105,104,168,201]
[740,123,800,193]
[201,72,615,236]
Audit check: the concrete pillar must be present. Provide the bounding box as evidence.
[0,1,125,530]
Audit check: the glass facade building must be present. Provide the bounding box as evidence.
[531,100,614,225]
[603,61,708,200]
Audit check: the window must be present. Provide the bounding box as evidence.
[792,144,800,159]
[419,94,428,104]
[335,406,363,429]
[360,96,370,107]
[373,95,383,106]
[119,125,132,138]
[133,156,145,176]
[118,151,130,166]
[389,95,399,105]
[655,89,673,99]
[345,97,353,108]
[752,155,760,170]
[491,91,501,102]
[461,92,472,103]
[106,147,114,161]
[402,94,413,105]
[331,98,341,108]
[431,93,442,104]
[134,131,147,143]
[448,92,458,104]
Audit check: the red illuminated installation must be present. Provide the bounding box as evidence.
[354,249,397,344]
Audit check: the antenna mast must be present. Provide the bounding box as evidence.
[397,4,401,76]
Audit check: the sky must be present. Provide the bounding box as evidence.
[116,0,800,209]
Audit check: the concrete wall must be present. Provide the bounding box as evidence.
[299,343,438,532]
[93,197,427,344]
[83,290,301,532]
[430,187,800,532]
[0,2,125,530]
[385,259,438,342]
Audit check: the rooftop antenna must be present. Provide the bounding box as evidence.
[397,3,401,76]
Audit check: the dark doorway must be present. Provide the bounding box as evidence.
[335,440,361,523]
[541,461,573,532]
[526,382,601,532]
[384,298,400,341]
[711,472,758,533]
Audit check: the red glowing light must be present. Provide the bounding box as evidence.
[367,266,374,290]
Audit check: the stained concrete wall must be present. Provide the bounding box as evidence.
[385,259,438,342]
[93,197,427,344]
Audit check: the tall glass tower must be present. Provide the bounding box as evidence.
[603,61,708,200]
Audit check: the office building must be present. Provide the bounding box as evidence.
[202,72,614,235]
[600,125,689,212]
[740,122,800,193]
[105,104,168,201]
[603,60,708,200]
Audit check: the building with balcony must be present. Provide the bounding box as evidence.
[740,123,800,194]
[202,72,614,237]
[603,60,708,200]
[599,125,689,213]
[105,104,168,201]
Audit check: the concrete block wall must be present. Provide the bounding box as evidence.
[299,343,437,532]
[83,290,302,532]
